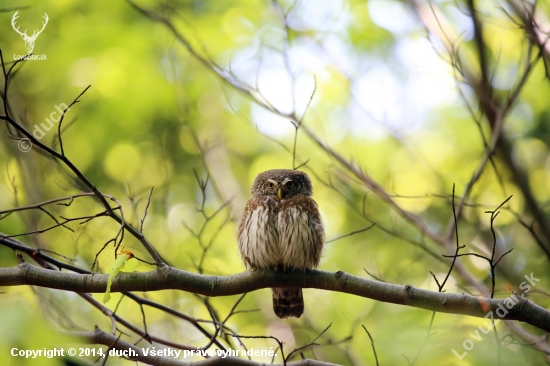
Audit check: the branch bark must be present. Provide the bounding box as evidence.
[2,261,548,333]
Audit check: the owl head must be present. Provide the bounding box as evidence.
[251,169,313,199]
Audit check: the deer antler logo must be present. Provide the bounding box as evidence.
[11,11,49,53]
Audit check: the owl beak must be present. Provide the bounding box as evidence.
[277,187,283,199]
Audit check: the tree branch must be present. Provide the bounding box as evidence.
[2,261,548,333]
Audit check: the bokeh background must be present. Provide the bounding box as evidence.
[1,0,549,365]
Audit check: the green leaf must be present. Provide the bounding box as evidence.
[103,254,135,303]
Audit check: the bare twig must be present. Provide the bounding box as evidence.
[57,86,91,156]
[140,187,154,233]
[361,325,379,366]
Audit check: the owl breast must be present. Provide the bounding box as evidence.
[238,196,282,269]
[278,197,323,269]
[238,195,323,270]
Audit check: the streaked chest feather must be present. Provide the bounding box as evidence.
[238,198,321,269]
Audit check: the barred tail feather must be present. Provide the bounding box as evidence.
[272,288,304,318]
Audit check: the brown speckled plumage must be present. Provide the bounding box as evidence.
[238,169,325,318]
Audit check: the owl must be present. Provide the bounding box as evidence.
[238,169,325,318]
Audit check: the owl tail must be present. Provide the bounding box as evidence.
[272,288,304,318]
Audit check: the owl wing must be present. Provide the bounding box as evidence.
[278,195,324,270]
[238,195,280,269]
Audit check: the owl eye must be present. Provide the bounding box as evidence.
[267,182,274,189]
[286,181,294,188]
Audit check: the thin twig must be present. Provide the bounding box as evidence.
[362,325,380,366]
[140,187,154,233]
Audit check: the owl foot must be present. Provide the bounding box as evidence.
[273,265,279,272]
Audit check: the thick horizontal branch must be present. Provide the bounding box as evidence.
[76,327,338,366]
[1,261,549,333]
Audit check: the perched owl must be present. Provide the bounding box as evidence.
[238,169,325,318]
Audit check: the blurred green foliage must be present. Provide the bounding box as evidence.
[1,0,550,365]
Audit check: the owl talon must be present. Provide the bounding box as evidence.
[273,265,279,272]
